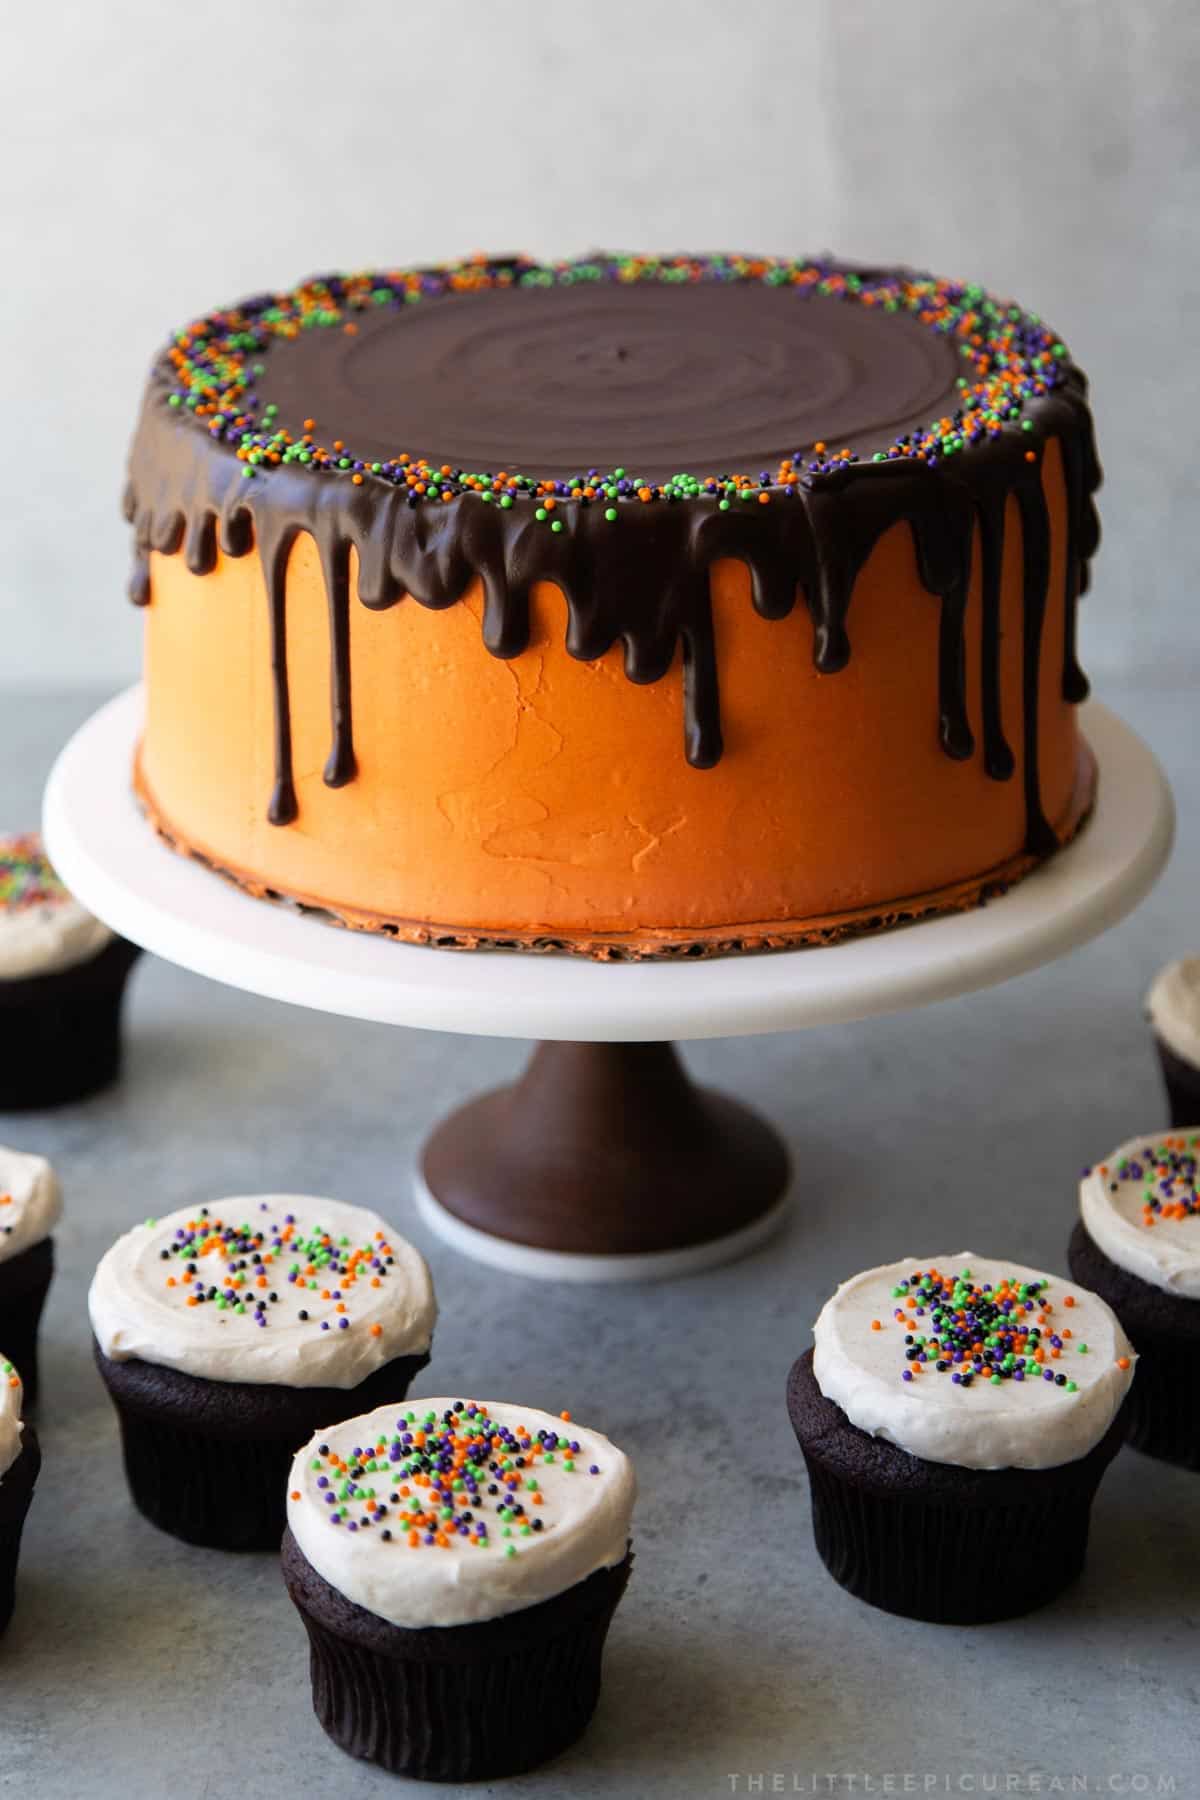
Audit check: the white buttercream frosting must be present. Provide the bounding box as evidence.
[812,1252,1135,1471]
[0,1145,61,1265]
[1146,959,1200,1070]
[287,1398,636,1628]
[0,833,112,979]
[1080,1129,1200,1299]
[0,1357,24,1480]
[89,1195,436,1388]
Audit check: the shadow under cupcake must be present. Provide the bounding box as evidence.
[1070,1130,1200,1471]
[787,1253,1136,1624]
[0,832,140,1110]
[282,1397,636,1782]
[89,1193,437,1550]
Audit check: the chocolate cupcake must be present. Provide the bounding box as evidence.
[1070,1130,1200,1469]
[1146,959,1200,1128]
[0,832,140,1110]
[0,1145,60,1404]
[0,1357,41,1634]
[282,1398,635,1782]
[788,1254,1135,1623]
[89,1195,437,1549]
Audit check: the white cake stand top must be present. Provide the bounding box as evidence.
[44,687,1172,1043]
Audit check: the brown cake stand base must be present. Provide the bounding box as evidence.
[418,1040,791,1279]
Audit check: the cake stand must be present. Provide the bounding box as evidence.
[44,686,1173,1282]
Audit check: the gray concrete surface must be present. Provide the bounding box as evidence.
[0,679,1196,1799]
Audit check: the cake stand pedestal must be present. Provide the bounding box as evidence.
[44,688,1172,1281]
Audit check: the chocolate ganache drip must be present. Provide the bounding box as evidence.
[124,256,1101,847]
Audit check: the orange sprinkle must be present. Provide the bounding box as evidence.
[870,1319,882,1331]
[290,1490,301,1501]
[1117,1356,1131,1371]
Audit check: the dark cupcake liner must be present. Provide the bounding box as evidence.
[94,1340,430,1550]
[0,1238,54,1407]
[0,936,141,1110]
[1068,1219,1200,1470]
[282,1526,631,1781]
[1152,1035,1200,1133]
[0,1426,41,1635]
[787,1348,1128,1623]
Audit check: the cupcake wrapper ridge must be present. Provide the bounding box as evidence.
[282,1527,631,1781]
[1068,1220,1200,1472]
[0,1427,41,1635]
[0,1238,53,1407]
[1153,1035,1200,1135]
[787,1348,1127,1624]
[95,1341,431,1551]
[0,937,141,1110]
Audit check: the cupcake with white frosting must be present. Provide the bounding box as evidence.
[1146,959,1200,1128]
[282,1397,635,1782]
[1070,1130,1200,1468]
[787,1253,1136,1622]
[0,1357,41,1633]
[89,1194,437,1550]
[0,1146,61,1403]
[0,832,140,1109]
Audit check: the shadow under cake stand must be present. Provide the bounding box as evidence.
[44,688,1172,1282]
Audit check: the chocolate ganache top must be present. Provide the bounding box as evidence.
[125,254,1101,844]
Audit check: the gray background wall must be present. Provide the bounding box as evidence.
[3,0,1197,690]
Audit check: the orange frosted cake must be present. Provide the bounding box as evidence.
[124,255,1101,958]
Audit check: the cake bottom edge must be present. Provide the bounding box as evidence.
[131,741,1097,963]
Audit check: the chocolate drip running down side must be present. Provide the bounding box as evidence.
[123,267,1102,854]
